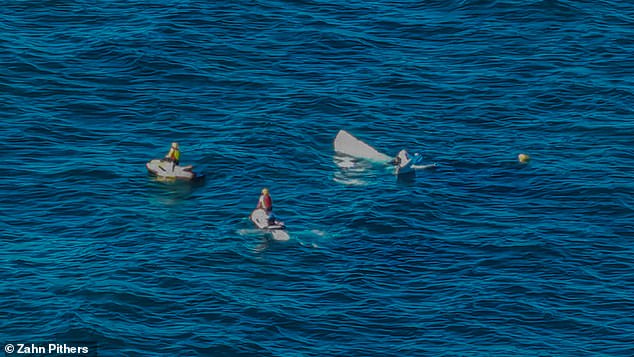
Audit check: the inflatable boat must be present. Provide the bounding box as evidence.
[146,159,203,181]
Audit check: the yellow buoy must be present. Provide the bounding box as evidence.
[518,153,530,163]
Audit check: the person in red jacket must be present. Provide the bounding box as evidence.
[256,188,275,224]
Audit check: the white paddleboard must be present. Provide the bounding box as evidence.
[250,209,290,241]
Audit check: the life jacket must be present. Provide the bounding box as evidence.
[170,148,180,161]
[258,194,273,211]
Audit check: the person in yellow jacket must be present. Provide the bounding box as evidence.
[164,142,181,169]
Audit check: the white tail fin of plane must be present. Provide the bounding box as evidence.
[334,130,391,162]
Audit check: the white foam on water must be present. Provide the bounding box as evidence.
[333,175,367,186]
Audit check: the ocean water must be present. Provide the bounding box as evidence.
[1,0,633,355]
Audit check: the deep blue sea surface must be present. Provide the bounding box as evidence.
[2,1,634,355]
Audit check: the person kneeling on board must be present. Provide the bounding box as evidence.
[256,188,276,225]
